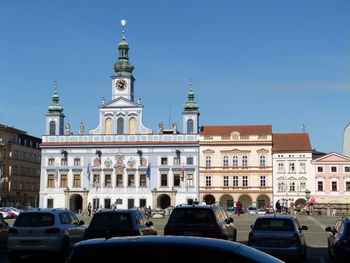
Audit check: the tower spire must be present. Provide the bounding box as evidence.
[113,19,134,77]
[183,80,199,113]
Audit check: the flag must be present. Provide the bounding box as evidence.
[87,163,91,182]
[146,163,151,180]
[180,167,184,181]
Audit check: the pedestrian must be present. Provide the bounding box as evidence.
[310,196,315,211]
[88,202,92,217]
[332,208,337,216]
[193,198,199,205]
[236,201,242,216]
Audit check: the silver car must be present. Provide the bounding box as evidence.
[248,215,307,260]
[7,208,86,262]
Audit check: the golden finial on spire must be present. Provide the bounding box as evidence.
[189,77,193,90]
[121,19,126,40]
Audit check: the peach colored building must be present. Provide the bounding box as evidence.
[312,153,350,203]
[199,125,273,208]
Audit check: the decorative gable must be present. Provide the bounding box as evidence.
[203,149,215,154]
[313,152,350,163]
[101,97,141,109]
[257,149,269,154]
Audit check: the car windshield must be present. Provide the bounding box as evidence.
[253,218,295,231]
[249,207,257,210]
[89,213,131,229]
[14,212,55,227]
[168,209,213,224]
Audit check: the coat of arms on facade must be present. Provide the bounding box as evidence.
[127,157,136,168]
[104,158,113,168]
[93,157,101,167]
[114,152,125,168]
[141,157,147,166]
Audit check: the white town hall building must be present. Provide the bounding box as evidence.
[39,22,200,211]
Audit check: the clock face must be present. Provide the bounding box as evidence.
[116,79,127,91]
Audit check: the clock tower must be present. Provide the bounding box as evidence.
[111,20,135,101]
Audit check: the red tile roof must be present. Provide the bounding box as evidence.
[201,125,272,136]
[272,133,312,151]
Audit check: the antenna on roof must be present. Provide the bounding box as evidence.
[301,123,306,133]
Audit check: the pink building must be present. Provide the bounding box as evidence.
[312,153,350,203]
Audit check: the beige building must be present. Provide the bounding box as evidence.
[199,125,273,209]
[0,124,41,207]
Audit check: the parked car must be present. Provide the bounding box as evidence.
[248,206,258,215]
[325,217,350,262]
[7,208,86,262]
[257,208,267,215]
[84,209,157,240]
[226,207,236,215]
[0,207,20,217]
[67,236,284,263]
[0,211,8,219]
[164,205,237,241]
[248,215,307,260]
[0,216,9,251]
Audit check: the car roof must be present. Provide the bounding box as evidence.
[20,208,68,214]
[174,205,220,209]
[255,215,296,220]
[96,209,137,214]
[72,236,283,263]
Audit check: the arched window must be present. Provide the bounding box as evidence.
[105,118,112,134]
[117,117,124,134]
[187,119,194,134]
[223,155,229,167]
[205,156,211,167]
[49,121,56,135]
[242,155,248,167]
[232,155,238,167]
[260,155,266,167]
[129,117,136,134]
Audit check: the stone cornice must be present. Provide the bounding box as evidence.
[200,141,272,146]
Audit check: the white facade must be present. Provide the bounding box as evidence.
[272,152,313,208]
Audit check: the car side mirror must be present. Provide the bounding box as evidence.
[79,220,85,225]
[229,217,234,223]
[147,221,153,227]
[301,225,308,231]
[250,224,254,229]
[325,227,332,232]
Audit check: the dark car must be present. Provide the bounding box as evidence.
[67,236,284,263]
[325,217,350,263]
[164,205,237,241]
[248,216,307,261]
[0,215,9,251]
[84,209,157,239]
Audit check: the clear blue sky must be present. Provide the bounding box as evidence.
[0,0,349,153]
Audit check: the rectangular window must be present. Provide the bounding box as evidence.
[12,165,18,175]
[318,181,323,191]
[116,174,123,187]
[278,163,284,173]
[93,174,100,188]
[161,157,168,165]
[61,158,67,166]
[47,174,55,187]
[317,166,323,173]
[187,173,194,187]
[93,198,100,210]
[205,156,211,167]
[345,166,350,173]
[289,163,295,173]
[233,176,238,187]
[174,174,180,187]
[223,176,229,187]
[73,174,80,187]
[299,163,306,173]
[48,158,54,166]
[332,181,337,191]
[105,174,112,187]
[260,176,266,187]
[140,174,147,187]
[128,174,135,187]
[346,182,350,192]
[205,176,212,187]
[187,157,193,165]
[331,166,337,173]
[289,182,295,192]
[140,199,146,208]
[31,168,36,177]
[60,174,67,187]
[278,182,284,192]
[300,182,306,191]
[161,174,168,186]
[174,157,180,165]
[74,158,81,166]
[104,199,111,209]
[242,176,248,187]
[47,199,54,208]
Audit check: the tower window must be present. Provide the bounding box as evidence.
[117,117,124,134]
[49,121,56,135]
[105,118,113,134]
[187,119,194,134]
